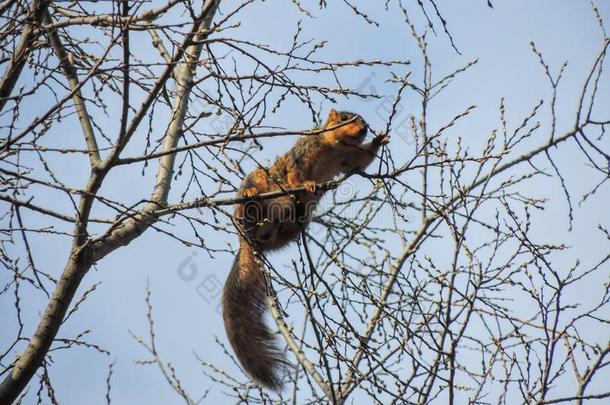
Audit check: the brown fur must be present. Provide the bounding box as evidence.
[222,109,389,390]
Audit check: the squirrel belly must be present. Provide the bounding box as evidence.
[221,109,389,389]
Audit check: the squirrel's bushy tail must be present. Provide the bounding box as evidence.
[222,241,284,390]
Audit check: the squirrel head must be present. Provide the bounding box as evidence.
[322,109,368,147]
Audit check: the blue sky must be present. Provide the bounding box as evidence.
[2,1,610,403]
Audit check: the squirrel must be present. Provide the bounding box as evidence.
[222,109,389,390]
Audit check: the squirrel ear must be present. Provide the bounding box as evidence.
[327,109,339,123]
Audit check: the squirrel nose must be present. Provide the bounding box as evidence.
[359,125,368,139]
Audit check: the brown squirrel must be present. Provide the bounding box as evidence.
[222,109,389,390]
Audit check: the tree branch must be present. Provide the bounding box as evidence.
[43,10,101,166]
[0,0,44,113]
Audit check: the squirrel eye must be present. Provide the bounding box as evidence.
[341,114,349,121]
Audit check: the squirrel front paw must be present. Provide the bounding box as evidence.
[373,133,390,146]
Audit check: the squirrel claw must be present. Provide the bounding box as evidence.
[242,187,258,198]
[303,181,317,194]
[374,134,390,146]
